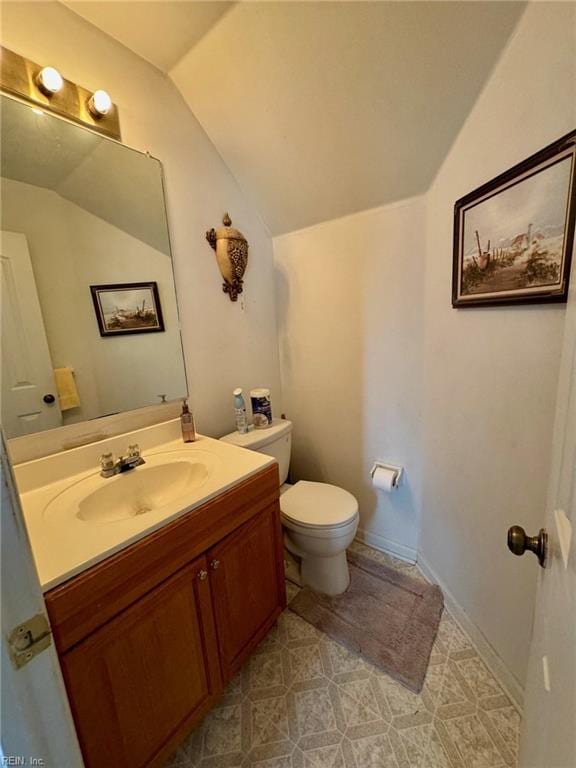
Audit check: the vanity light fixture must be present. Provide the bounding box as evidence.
[35,66,63,96]
[1,46,121,140]
[88,89,112,118]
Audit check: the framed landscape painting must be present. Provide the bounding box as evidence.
[91,282,165,336]
[452,131,576,307]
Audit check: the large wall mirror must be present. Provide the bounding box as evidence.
[1,95,188,439]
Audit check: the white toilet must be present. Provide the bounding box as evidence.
[221,419,358,595]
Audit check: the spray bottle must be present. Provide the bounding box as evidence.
[233,388,249,434]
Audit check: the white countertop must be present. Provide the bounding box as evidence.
[14,422,275,592]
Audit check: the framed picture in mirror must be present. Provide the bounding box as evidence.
[91,282,165,336]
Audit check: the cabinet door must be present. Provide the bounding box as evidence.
[209,504,285,680]
[60,558,221,768]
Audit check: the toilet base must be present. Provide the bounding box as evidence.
[283,522,357,597]
[301,551,350,595]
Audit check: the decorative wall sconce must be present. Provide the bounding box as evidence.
[0,47,121,140]
[206,213,249,302]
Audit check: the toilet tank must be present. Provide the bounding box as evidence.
[220,419,292,484]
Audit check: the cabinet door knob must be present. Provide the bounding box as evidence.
[210,559,221,570]
[197,569,208,581]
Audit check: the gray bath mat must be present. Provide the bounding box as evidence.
[289,551,443,693]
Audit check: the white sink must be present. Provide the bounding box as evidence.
[77,461,209,523]
[44,450,218,525]
[16,426,276,591]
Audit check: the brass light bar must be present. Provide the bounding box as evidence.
[0,46,121,141]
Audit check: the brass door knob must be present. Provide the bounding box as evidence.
[507,525,547,567]
[210,559,221,570]
[197,569,208,581]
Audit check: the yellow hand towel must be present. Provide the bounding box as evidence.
[54,367,81,411]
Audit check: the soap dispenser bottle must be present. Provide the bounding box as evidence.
[233,388,249,434]
[180,399,196,443]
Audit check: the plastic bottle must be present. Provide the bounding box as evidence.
[233,388,249,433]
[180,399,196,442]
[250,388,272,428]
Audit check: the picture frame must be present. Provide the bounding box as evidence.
[452,131,576,308]
[90,282,165,337]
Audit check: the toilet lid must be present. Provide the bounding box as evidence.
[280,481,358,528]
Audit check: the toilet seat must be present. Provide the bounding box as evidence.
[280,481,358,530]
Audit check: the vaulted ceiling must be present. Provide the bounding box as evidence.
[64,1,235,71]
[63,1,526,235]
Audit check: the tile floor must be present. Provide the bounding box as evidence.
[167,541,521,768]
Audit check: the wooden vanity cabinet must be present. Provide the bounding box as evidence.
[60,557,221,768]
[44,465,285,768]
[209,502,283,679]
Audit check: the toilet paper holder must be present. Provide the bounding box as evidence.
[370,461,404,489]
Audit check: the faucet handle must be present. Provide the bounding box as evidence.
[100,452,114,470]
[127,444,141,459]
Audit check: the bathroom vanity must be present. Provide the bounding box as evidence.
[13,425,285,768]
[1,86,288,768]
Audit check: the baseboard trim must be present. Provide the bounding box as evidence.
[416,554,524,712]
[355,528,417,564]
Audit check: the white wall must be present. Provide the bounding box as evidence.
[1,1,282,439]
[275,196,426,561]
[1,178,187,426]
[419,1,575,690]
[275,2,575,696]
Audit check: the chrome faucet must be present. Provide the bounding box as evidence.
[100,444,145,478]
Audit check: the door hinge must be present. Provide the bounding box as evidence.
[8,613,52,669]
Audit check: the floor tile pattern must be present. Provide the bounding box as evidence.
[167,542,521,768]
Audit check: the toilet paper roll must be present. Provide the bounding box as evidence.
[372,466,398,492]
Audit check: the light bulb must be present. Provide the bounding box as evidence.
[88,90,112,117]
[36,66,63,96]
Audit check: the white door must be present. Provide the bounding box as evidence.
[0,231,62,436]
[519,280,576,767]
[0,433,83,765]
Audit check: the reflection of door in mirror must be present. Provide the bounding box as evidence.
[1,231,63,436]
[0,95,188,440]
